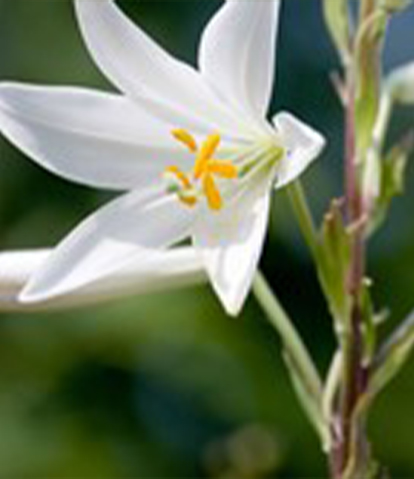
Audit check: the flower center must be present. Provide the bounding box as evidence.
[164,130,238,211]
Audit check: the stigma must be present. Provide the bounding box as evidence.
[165,130,238,211]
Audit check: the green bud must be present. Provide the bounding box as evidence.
[387,62,414,104]
[380,0,414,13]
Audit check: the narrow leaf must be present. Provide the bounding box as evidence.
[371,310,414,396]
[322,0,351,64]
[317,199,352,328]
[355,11,388,156]
[283,351,330,450]
[370,132,412,233]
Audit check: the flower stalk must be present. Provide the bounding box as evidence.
[287,180,319,259]
[252,271,329,447]
[336,68,369,479]
[328,1,388,476]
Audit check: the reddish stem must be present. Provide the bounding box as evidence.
[331,77,370,479]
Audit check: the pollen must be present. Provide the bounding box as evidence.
[166,130,238,212]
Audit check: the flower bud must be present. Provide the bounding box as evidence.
[381,0,413,13]
[387,63,414,104]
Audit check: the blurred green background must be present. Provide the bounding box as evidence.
[0,1,414,477]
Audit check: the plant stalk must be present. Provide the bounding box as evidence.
[331,58,371,479]
[287,180,319,260]
[252,271,322,403]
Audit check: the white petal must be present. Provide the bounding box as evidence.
[21,187,195,302]
[273,112,326,189]
[75,0,249,138]
[0,250,49,301]
[0,82,199,190]
[0,248,205,312]
[199,0,281,122]
[193,173,272,316]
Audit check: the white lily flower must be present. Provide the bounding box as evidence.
[0,0,325,315]
[0,248,205,312]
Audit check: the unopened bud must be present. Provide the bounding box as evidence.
[387,63,414,104]
[380,0,413,13]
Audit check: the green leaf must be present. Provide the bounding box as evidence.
[322,0,351,64]
[317,199,352,329]
[252,273,329,448]
[362,93,394,217]
[371,310,414,396]
[355,11,388,156]
[370,133,412,233]
[282,351,331,451]
[322,351,342,430]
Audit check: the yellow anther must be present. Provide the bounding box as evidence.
[202,173,222,211]
[194,133,221,179]
[164,166,198,208]
[165,165,192,190]
[207,160,238,179]
[170,130,237,212]
[178,192,198,208]
[172,129,198,153]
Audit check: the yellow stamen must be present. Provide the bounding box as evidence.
[179,192,198,208]
[202,173,222,211]
[165,165,192,190]
[171,129,198,153]
[165,166,198,208]
[207,159,238,179]
[194,133,221,179]
[169,131,237,212]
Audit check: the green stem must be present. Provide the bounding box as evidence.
[252,271,322,403]
[287,180,319,259]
